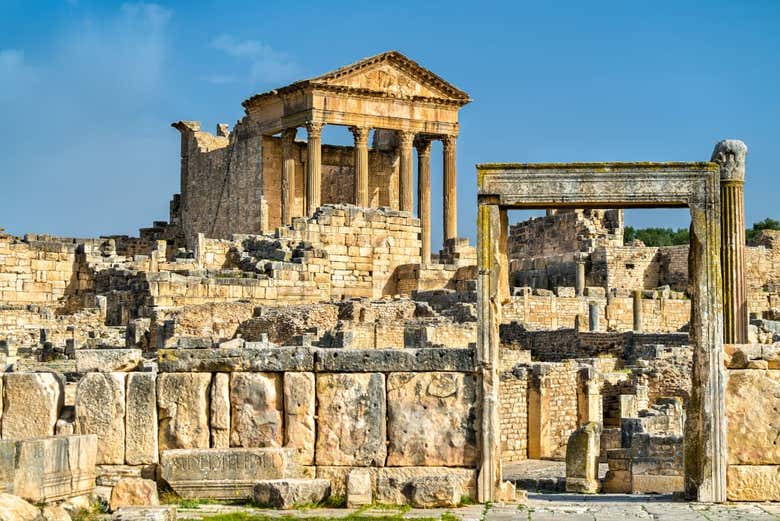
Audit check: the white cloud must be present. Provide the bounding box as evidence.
[211,35,301,85]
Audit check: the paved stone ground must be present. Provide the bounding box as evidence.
[503,459,609,492]
[178,495,780,520]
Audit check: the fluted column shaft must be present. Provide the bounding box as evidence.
[712,140,748,344]
[398,131,415,212]
[305,122,323,216]
[350,126,370,208]
[416,139,432,264]
[280,128,297,225]
[443,135,458,241]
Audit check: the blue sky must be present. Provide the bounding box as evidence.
[1,1,778,248]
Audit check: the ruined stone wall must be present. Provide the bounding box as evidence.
[508,209,623,259]
[589,245,688,292]
[1,346,478,504]
[499,369,528,462]
[174,120,263,247]
[725,343,780,501]
[527,361,579,460]
[500,292,689,333]
[746,231,780,317]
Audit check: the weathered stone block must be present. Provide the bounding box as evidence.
[565,422,601,494]
[125,373,157,465]
[229,372,283,448]
[316,373,386,466]
[386,372,477,467]
[283,373,315,465]
[159,448,300,500]
[75,373,126,465]
[158,347,313,372]
[0,435,96,503]
[157,373,210,451]
[95,464,156,487]
[314,348,473,372]
[2,372,63,440]
[210,373,229,448]
[75,349,142,373]
[727,369,780,465]
[346,469,372,508]
[727,465,780,501]
[408,476,461,508]
[109,478,159,512]
[0,494,39,521]
[253,479,330,509]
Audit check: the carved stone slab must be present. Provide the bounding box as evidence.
[159,448,301,499]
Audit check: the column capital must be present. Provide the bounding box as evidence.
[711,139,747,182]
[305,121,324,138]
[281,127,297,148]
[442,134,457,150]
[349,126,371,145]
[397,130,415,149]
[414,137,432,156]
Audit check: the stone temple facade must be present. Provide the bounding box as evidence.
[0,51,778,518]
[170,51,469,264]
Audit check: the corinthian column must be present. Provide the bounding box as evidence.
[416,138,432,264]
[280,128,297,225]
[350,126,370,208]
[305,121,323,216]
[443,135,458,241]
[398,130,415,213]
[712,139,748,344]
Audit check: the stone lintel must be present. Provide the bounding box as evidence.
[157,347,474,373]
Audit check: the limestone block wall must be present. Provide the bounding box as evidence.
[527,361,580,460]
[57,346,479,503]
[174,119,399,247]
[499,369,528,462]
[500,292,689,333]
[725,343,780,501]
[507,209,623,259]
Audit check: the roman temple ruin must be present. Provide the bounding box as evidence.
[0,50,779,518]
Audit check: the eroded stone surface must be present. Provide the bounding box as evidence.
[2,373,63,440]
[253,479,330,509]
[346,469,372,508]
[316,373,386,467]
[283,373,315,465]
[229,372,283,448]
[0,494,40,521]
[386,372,477,467]
[408,476,461,508]
[565,422,601,494]
[160,447,301,500]
[75,349,142,373]
[210,373,230,448]
[727,369,780,465]
[157,373,211,451]
[109,478,159,512]
[728,465,780,501]
[125,373,157,465]
[75,373,126,465]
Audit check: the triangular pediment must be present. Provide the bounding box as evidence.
[309,51,470,104]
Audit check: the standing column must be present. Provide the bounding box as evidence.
[575,253,587,297]
[280,128,297,225]
[415,138,432,264]
[633,289,643,332]
[398,130,415,212]
[712,139,748,344]
[588,302,600,332]
[442,135,458,241]
[350,126,370,208]
[305,122,324,216]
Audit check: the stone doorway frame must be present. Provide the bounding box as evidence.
[476,162,725,502]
